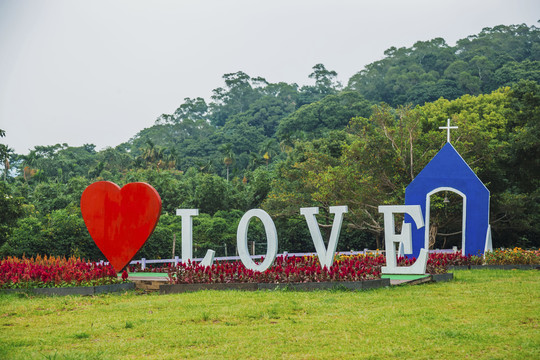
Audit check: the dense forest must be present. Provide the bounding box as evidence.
[1,23,539,260]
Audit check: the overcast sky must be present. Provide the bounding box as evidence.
[0,0,538,155]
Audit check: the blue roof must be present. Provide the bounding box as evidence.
[407,142,488,192]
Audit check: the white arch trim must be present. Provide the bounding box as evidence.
[424,187,467,255]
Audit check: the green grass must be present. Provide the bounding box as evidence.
[125,272,169,278]
[0,270,538,359]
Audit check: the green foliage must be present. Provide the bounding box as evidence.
[192,212,242,257]
[296,63,342,106]
[0,130,13,182]
[209,71,265,127]
[277,91,372,140]
[185,173,230,215]
[20,144,98,182]
[136,223,173,260]
[5,206,101,259]
[41,207,97,259]
[347,24,540,106]
[504,80,540,192]
[3,215,47,257]
[0,183,24,250]
[243,167,274,208]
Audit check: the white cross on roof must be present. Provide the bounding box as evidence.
[439,118,458,143]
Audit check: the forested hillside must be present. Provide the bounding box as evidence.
[347,24,540,105]
[1,23,539,260]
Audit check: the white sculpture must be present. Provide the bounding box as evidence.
[176,204,428,275]
[378,205,428,275]
[301,206,348,269]
[176,209,215,265]
[236,209,278,271]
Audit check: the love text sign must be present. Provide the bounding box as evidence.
[81,182,427,275]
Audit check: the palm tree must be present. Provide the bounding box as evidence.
[279,135,294,154]
[259,139,278,166]
[0,144,12,181]
[165,148,178,170]
[21,149,41,182]
[196,159,214,174]
[140,140,157,166]
[139,140,168,169]
[220,143,235,181]
[247,152,262,171]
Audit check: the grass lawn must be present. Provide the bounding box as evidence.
[0,270,538,359]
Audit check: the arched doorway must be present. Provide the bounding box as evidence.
[424,187,466,254]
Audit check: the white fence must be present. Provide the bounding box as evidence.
[99,248,459,270]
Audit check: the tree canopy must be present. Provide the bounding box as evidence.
[347,24,540,106]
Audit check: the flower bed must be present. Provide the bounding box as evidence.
[0,256,123,289]
[4,249,536,289]
[165,252,479,284]
[483,247,540,265]
[168,254,384,284]
[399,252,482,274]
[161,249,538,285]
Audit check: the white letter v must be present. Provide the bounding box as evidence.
[300,206,348,269]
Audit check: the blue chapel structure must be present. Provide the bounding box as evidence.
[404,135,492,258]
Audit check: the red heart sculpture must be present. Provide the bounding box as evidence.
[81,181,162,272]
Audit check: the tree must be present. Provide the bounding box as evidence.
[493,60,540,86]
[226,95,296,138]
[3,215,47,257]
[188,173,230,215]
[136,223,173,260]
[305,105,424,248]
[494,80,540,246]
[276,91,372,140]
[297,64,342,106]
[93,146,133,176]
[259,139,279,167]
[172,97,209,124]
[309,63,341,94]
[209,72,264,127]
[263,131,351,244]
[19,144,98,182]
[0,182,23,250]
[0,129,9,181]
[0,144,12,182]
[347,23,540,106]
[220,143,235,181]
